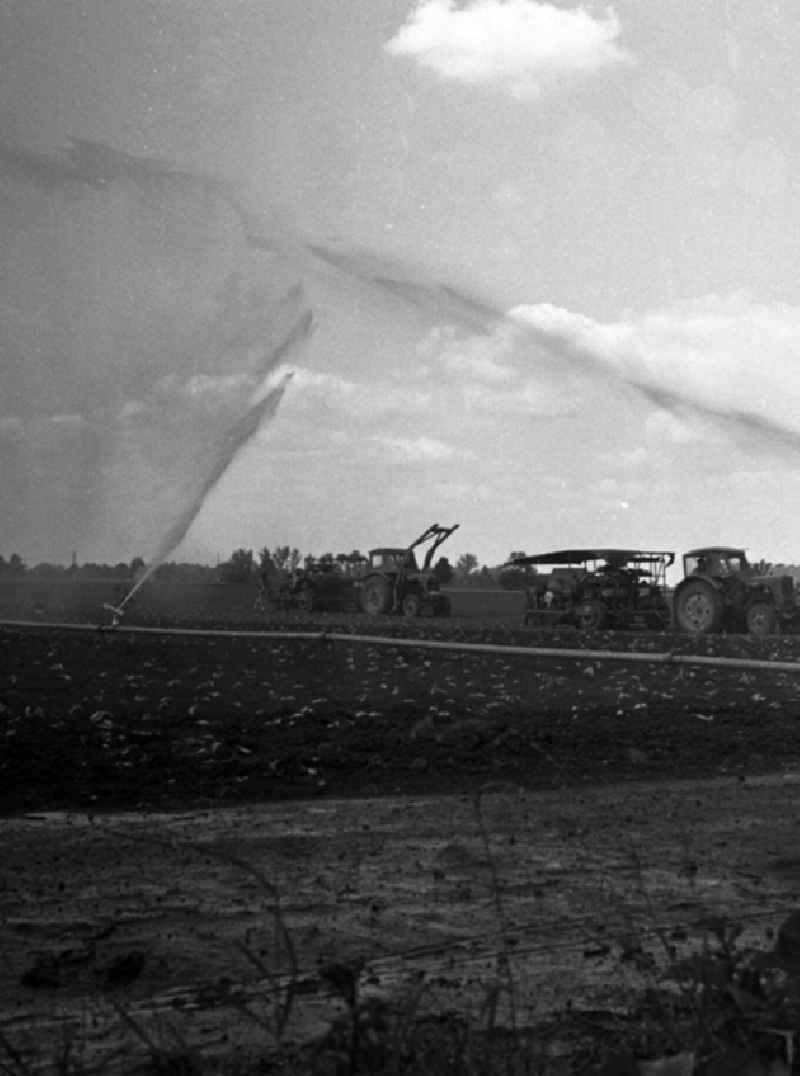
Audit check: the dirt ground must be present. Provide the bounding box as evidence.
[4,623,800,813]
[4,777,800,1072]
[4,622,800,1071]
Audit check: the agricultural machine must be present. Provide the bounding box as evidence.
[259,554,365,613]
[258,526,458,617]
[359,523,459,617]
[673,546,800,636]
[513,548,675,632]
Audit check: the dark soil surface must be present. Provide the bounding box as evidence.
[3,621,800,814]
[5,621,800,1073]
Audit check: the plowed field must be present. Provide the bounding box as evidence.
[3,621,800,1073]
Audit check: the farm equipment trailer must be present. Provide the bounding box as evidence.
[512,548,674,632]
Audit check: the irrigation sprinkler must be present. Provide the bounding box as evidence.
[101,603,125,627]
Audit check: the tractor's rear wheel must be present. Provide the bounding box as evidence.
[746,600,777,637]
[674,579,723,634]
[360,574,393,615]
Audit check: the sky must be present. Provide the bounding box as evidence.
[3,0,800,571]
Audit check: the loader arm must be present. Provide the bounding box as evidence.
[422,524,460,570]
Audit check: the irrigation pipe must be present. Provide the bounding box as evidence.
[3,617,800,673]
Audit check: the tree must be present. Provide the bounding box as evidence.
[4,553,27,577]
[76,562,117,579]
[218,548,256,583]
[337,550,367,577]
[271,545,301,572]
[434,556,453,584]
[498,551,538,590]
[455,553,479,582]
[30,563,67,578]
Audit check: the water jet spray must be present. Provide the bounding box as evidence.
[106,316,308,623]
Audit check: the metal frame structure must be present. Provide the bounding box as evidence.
[512,548,675,632]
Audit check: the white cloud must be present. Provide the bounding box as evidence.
[432,479,490,501]
[644,409,706,445]
[419,324,515,383]
[184,373,250,398]
[461,379,581,416]
[48,413,86,426]
[375,434,476,462]
[419,322,582,414]
[508,293,800,448]
[274,365,432,416]
[595,476,643,499]
[385,0,633,99]
[599,446,648,469]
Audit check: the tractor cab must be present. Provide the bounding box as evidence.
[368,548,417,572]
[683,547,748,580]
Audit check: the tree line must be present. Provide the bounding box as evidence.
[0,547,540,589]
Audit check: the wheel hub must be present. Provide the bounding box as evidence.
[684,593,714,629]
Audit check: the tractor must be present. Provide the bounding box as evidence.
[359,523,458,617]
[673,546,800,636]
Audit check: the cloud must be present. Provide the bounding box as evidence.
[375,434,476,462]
[272,365,433,417]
[644,409,708,446]
[507,293,800,454]
[419,324,515,383]
[461,379,581,416]
[432,479,490,501]
[385,0,633,99]
[293,236,800,473]
[598,446,648,469]
[408,283,800,467]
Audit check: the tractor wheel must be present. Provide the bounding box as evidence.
[576,600,607,632]
[401,590,422,617]
[674,579,723,634]
[746,601,777,637]
[360,574,393,616]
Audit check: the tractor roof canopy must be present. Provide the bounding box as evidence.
[512,549,675,568]
[684,546,746,559]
